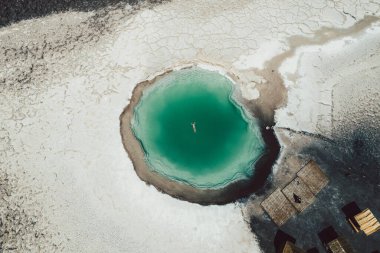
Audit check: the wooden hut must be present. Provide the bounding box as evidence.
[319,226,353,253]
[281,241,305,253]
[348,208,380,236]
[326,237,353,253]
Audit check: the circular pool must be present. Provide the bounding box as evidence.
[132,67,265,188]
[120,65,279,204]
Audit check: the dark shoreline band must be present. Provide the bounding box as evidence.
[119,65,280,205]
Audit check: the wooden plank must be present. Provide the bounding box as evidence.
[261,188,298,226]
[297,160,328,195]
[359,217,376,229]
[353,209,380,235]
[363,222,380,235]
[348,218,360,233]
[282,177,316,212]
[357,214,375,226]
[355,208,371,220]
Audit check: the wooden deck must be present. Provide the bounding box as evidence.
[261,160,329,226]
[297,160,329,195]
[261,188,297,226]
[282,177,316,212]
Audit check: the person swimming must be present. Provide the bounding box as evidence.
[191,122,196,133]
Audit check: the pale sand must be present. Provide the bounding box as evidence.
[1,0,380,252]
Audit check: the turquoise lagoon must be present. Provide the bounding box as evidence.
[132,67,265,189]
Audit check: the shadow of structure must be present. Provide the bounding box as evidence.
[341,201,362,233]
[318,226,338,247]
[341,201,361,219]
[274,230,296,253]
[274,230,319,253]
[306,248,319,253]
[318,226,353,253]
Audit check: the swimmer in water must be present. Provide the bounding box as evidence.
[191,122,196,133]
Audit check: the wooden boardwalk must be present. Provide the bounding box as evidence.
[282,177,316,212]
[261,189,297,226]
[261,160,329,226]
[297,160,329,195]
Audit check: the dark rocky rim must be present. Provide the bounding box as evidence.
[119,64,280,205]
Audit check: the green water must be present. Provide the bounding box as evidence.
[132,67,265,189]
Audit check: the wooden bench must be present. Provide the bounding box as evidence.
[349,208,380,236]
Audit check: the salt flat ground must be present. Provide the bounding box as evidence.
[0,0,379,252]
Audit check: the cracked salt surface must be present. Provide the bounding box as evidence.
[276,22,380,138]
[1,0,380,252]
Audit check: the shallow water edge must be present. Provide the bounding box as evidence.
[120,63,280,205]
